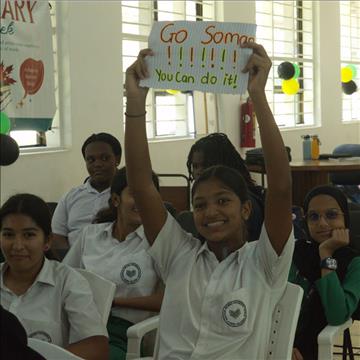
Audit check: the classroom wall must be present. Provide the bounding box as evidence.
[1,1,359,203]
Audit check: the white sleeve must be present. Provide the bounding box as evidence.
[63,267,108,343]
[62,228,86,268]
[254,224,295,288]
[51,194,70,237]
[148,212,199,282]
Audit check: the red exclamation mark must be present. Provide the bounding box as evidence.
[233,50,237,69]
[167,46,171,65]
[211,48,215,68]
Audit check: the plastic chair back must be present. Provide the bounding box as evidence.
[126,315,160,360]
[267,282,303,359]
[28,338,83,359]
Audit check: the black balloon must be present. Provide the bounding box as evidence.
[0,134,19,166]
[278,61,295,80]
[342,80,357,95]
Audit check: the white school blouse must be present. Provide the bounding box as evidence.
[51,180,110,246]
[63,222,159,324]
[0,259,107,348]
[149,213,294,360]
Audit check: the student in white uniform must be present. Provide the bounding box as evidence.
[0,193,109,360]
[63,167,163,360]
[52,132,122,253]
[124,42,294,359]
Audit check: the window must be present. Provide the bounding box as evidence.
[121,0,216,139]
[340,0,360,122]
[9,1,61,148]
[256,0,314,128]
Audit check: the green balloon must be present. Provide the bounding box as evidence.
[293,63,300,79]
[346,64,357,79]
[0,112,11,134]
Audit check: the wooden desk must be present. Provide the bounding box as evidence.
[248,158,360,206]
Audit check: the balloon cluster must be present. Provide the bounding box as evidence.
[277,61,300,95]
[341,65,358,95]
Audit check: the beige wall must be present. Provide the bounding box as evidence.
[1,1,359,203]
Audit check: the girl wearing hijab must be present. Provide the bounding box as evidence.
[290,185,360,360]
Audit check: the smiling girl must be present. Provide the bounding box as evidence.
[63,167,163,360]
[123,42,294,359]
[0,193,108,360]
[290,185,360,360]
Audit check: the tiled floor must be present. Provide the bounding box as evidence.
[333,320,360,359]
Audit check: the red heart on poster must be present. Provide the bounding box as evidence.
[19,59,44,96]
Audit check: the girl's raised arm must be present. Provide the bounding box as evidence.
[125,49,167,245]
[242,42,292,255]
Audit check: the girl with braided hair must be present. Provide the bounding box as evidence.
[187,133,254,187]
[184,132,264,241]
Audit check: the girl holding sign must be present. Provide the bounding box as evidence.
[124,43,294,359]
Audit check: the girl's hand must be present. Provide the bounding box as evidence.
[125,48,153,105]
[319,228,350,257]
[241,42,271,98]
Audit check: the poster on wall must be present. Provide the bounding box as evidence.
[0,0,56,131]
[140,21,256,95]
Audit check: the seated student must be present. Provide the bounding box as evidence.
[51,132,121,252]
[0,194,109,360]
[181,132,264,241]
[63,167,163,360]
[124,43,294,359]
[290,185,360,360]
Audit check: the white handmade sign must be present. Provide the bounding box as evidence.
[140,21,256,95]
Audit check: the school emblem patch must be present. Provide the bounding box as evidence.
[222,300,247,327]
[120,262,141,284]
[29,331,52,343]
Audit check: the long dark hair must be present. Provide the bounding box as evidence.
[94,167,160,223]
[0,194,57,260]
[187,133,256,191]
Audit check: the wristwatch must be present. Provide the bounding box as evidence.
[320,257,338,271]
